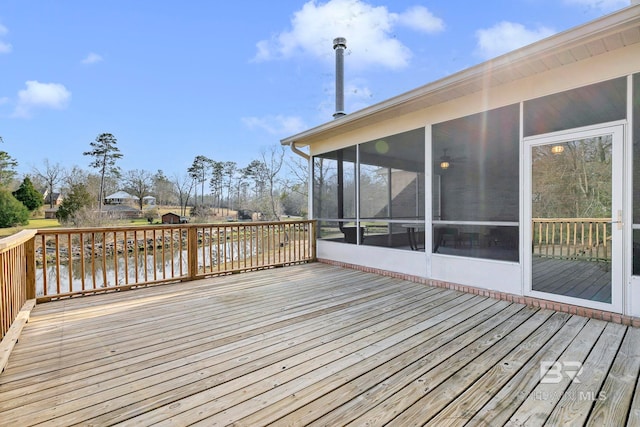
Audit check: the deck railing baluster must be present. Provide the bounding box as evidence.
[0,220,314,303]
[112,231,118,288]
[67,233,73,293]
[122,230,129,285]
[532,218,610,262]
[54,235,61,295]
[160,229,166,280]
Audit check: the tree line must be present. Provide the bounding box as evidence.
[0,133,309,228]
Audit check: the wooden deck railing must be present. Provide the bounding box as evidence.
[0,220,315,339]
[0,230,36,341]
[32,220,316,301]
[532,218,611,262]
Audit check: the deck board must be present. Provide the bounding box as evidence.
[465,314,589,426]
[532,256,611,303]
[0,262,638,426]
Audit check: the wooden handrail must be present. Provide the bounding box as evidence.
[0,230,37,341]
[31,220,316,302]
[532,218,611,262]
[532,218,611,223]
[0,229,37,250]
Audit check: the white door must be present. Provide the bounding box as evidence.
[524,124,624,312]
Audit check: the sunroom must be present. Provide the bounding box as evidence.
[282,5,640,320]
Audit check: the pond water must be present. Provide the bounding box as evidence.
[36,240,253,296]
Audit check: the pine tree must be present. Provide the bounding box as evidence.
[13,176,44,211]
[56,183,93,223]
[0,189,29,228]
[0,136,18,188]
[83,133,123,211]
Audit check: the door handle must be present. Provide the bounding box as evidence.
[611,210,623,230]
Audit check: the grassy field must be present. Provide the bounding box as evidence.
[0,218,61,238]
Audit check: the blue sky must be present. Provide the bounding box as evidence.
[0,0,632,181]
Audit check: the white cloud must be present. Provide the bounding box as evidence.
[0,24,12,54]
[475,21,555,60]
[12,81,71,118]
[394,6,445,33]
[81,52,104,64]
[253,0,444,70]
[242,115,307,135]
[564,0,630,12]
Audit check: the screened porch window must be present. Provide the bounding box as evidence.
[432,104,520,262]
[633,73,640,275]
[313,147,356,242]
[313,128,425,249]
[359,128,425,249]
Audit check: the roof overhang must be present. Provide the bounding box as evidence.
[281,4,640,148]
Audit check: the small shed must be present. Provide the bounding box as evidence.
[44,207,59,219]
[162,212,188,224]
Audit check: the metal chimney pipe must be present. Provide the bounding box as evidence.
[333,37,347,119]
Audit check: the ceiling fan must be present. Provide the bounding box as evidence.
[438,148,466,170]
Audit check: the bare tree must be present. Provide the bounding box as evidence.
[243,145,286,220]
[123,169,154,210]
[62,166,85,187]
[153,169,174,206]
[286,155,309,197]
[283,153,311,216]
[33,159,64,208]
[532,136,612,219]
[173,173,194,217]
[265,146,286,220]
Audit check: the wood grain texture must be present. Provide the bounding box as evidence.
[0,262,638,427]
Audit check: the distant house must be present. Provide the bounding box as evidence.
[41,189,63,219]
[43,190,63,207]
[105,191,137,205]
[162,212,188,224]
[105,191,156,208]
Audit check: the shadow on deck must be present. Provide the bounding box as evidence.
[1,262,639,426]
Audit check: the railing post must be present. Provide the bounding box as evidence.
[187,226,198,281]
[311,220,317,261]
[25,235,36,300]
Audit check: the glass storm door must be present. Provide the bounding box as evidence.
[525,125,623,311]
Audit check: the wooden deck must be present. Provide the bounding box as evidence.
[532,256,612,303]
[1,262,640,426]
